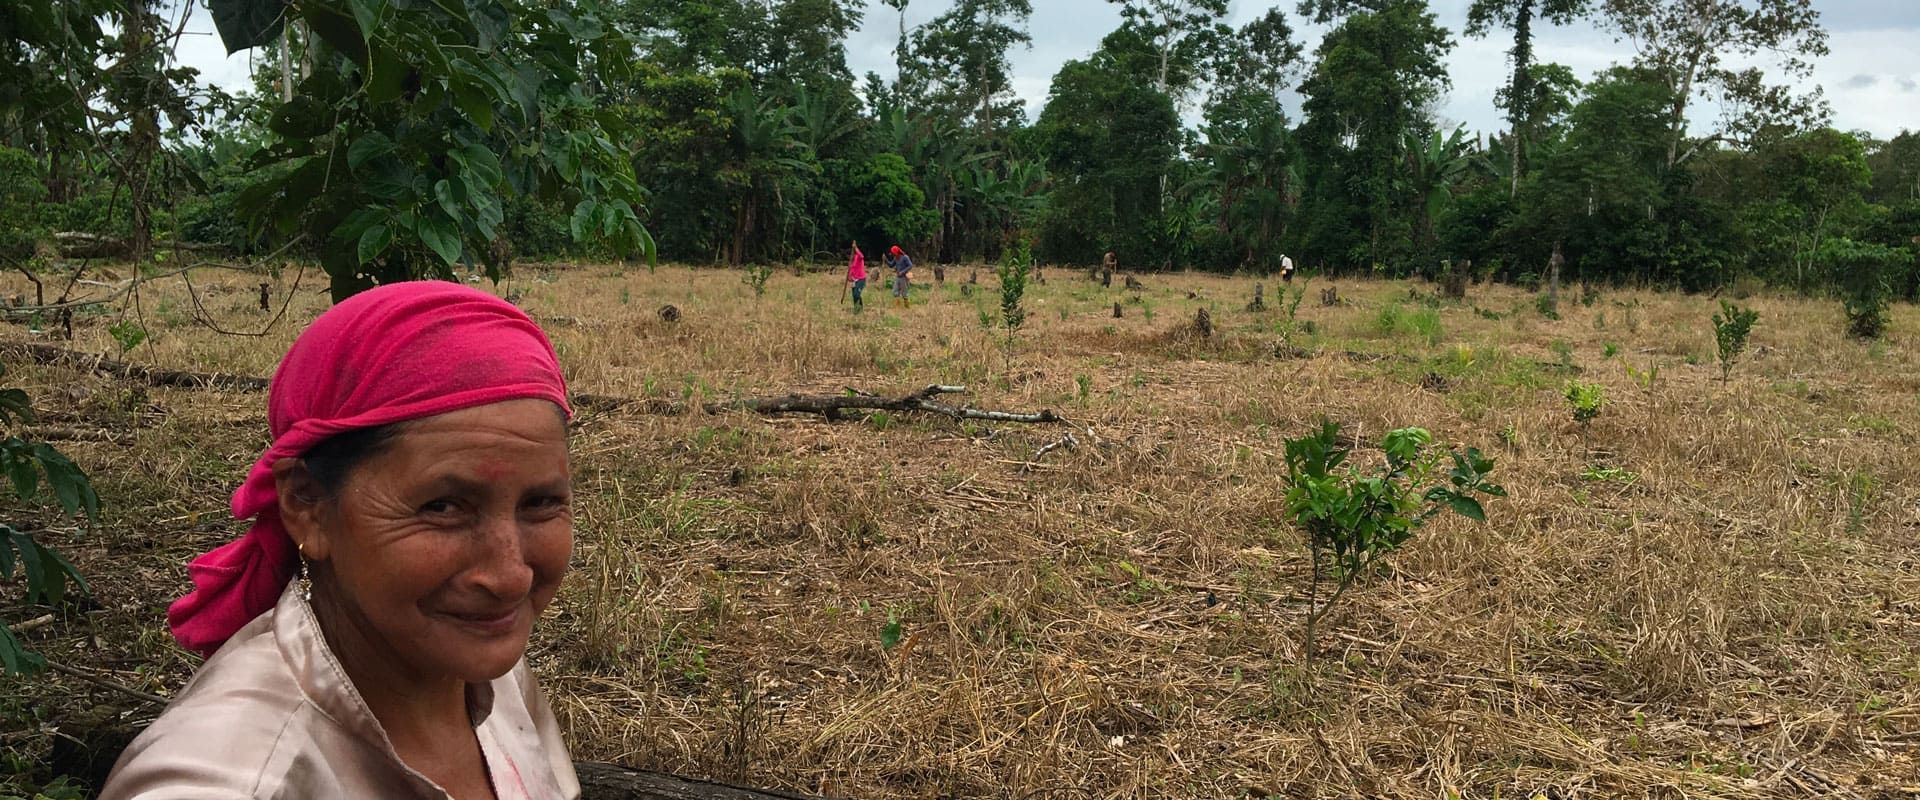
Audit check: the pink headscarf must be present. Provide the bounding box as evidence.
[167,281,571,656]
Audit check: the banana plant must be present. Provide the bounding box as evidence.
[720,87,813,264]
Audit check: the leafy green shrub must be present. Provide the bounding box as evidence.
[0,148,47,266]
[1823,237,1904,340]
[998,237,1032,334]
[1710,300,1760,381]
[1564,381,1605,427]
[1281,421,1503,661]
[743,264,774,298]
[0,365,101,674]
[108,320,148,356]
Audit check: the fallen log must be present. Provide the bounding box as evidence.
[0,341,270,392]
[52,232,230,259]
[703,384,1061,424]
[574,762,816,800]
[1,344,1065,425]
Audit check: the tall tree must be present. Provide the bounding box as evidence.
[1035,47,1180,265]
[907,0,1033,133]
[0,0,121,203]
[1464,0,1590,196]
[1866,131,1920,205]
[1105,0,1231,108]
[1599,0,1829,170]
[1294,0,1453,271]
[762,0,866,93]
[1194,92,1298,271]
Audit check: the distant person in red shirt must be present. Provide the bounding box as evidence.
[846,241,868,311]
[885,245,914,308]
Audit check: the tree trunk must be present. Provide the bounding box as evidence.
[1548,239,1564,306]
[1664,50,1704,171]
[122,0,157,262]
[1507,0,1534,198]
[977,61,991,132]
[279,23,295,102]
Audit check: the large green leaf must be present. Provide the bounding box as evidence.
[357,223,393,265]
[34,443,98,520]
[347,131,396,169]
[209,0,289,54]
[416,214,463,265]
[1,442,37,501]
[347,0,386,41]
[0,388,33,426]
[1,623,46,675]
[267,97,334,140]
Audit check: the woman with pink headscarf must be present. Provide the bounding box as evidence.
[102,282,580,799]
[846,240,868,311]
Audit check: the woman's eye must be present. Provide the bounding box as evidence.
[526,495,569,512]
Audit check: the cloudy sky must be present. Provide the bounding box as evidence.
[174,0,1920,139]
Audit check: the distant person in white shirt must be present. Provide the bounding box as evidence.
[1280,253,1296,283]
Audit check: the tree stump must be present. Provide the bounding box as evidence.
[258,282,271,311]
[1319,286,1338,307]
[967,269,979,284]
[933,265,946,284]
[1439,264,1468,300]
[1112,301,1123,318]
[658,304,682,323]
[1124,275,1145,291]
[1193,307,1213,338]
[1247,283,1266,312]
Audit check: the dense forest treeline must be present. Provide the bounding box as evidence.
[2,0,1917,300]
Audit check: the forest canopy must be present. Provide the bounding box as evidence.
[1,0,1916,299]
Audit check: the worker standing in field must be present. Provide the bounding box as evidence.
[847,241,868,312]
[1279,252,1296,283]
[885,245,914,308]
[1101,251,1116,287]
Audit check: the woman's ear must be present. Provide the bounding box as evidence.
[272,458,332,561]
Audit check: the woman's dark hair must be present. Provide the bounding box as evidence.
[300,422,411,498]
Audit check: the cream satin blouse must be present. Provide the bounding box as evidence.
[100,582,580,799]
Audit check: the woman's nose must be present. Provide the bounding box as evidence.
[467,513,535,600]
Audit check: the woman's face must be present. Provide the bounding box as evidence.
[290,399,572,685]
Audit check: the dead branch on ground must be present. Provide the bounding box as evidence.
[0,341,269,392]
[705,385,1062,425]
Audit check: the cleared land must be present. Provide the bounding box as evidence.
[3,264,1918,799]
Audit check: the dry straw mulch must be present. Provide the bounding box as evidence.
[3,265,1918,799]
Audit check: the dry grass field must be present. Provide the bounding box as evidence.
[3,263,1919,799]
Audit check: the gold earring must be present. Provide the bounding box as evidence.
[295,542,312,603]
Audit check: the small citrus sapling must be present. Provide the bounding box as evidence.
[1710,300,1759,382]
[742,264,774,298]
[1564,381,1605,427]
[997,237,1031,336]
[1281,420,1503,664]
